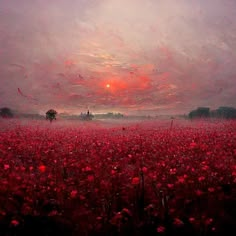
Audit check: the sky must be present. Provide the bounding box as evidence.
[0,0,236,115]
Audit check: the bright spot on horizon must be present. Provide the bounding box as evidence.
[106,84,110,88]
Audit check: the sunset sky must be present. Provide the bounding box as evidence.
[0,0,236,115]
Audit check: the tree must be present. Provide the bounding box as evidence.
[215,106,236,119]
[189,107,210,119]
[196,107,210,118]
[0,107,14,118]
[46,109,57,123]
[189,106,236,119]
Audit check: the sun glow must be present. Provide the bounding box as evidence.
[106,84,110,88]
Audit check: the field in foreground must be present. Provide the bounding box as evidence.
[0,119,236,236]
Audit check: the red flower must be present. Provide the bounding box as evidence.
[189,217,195,223]
[88,175,94,182]
[4,164,10,170]
[10,220,19,227]
[208,187,215,193]
[205,218,213,225]
[190,142,197,148]
[157,226,165,233]
[178,177,185,183]
[38,165,46,172]
[196,189,203,196]
[167,183,174,188]
[198,176,205,182]
[131,177,140,185]
[173,218,184,226]
[142,166,148,173]
[79,195,86,200]
[70,190,78,198]
[85,166,92,171]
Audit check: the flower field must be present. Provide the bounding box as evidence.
[0,119,236,236]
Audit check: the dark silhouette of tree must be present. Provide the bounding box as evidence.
[214,106,236,119]
[189,107,210,119]
[189,106,236,119]
[0,107,14,118]
[46,109,57,123]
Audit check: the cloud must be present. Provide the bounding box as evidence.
[0,0,236,114]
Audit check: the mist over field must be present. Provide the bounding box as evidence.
[0,116,172,132]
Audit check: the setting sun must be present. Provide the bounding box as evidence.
[106,84,110,88]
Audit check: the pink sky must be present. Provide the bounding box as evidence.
[0,0,236,115]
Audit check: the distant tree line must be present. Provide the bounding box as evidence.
[94,112,124,119]
[189,106,236,119]
[0,107,46,119]
[2,106,236,120]
[0,107,14,118]
[79,110,94,121]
